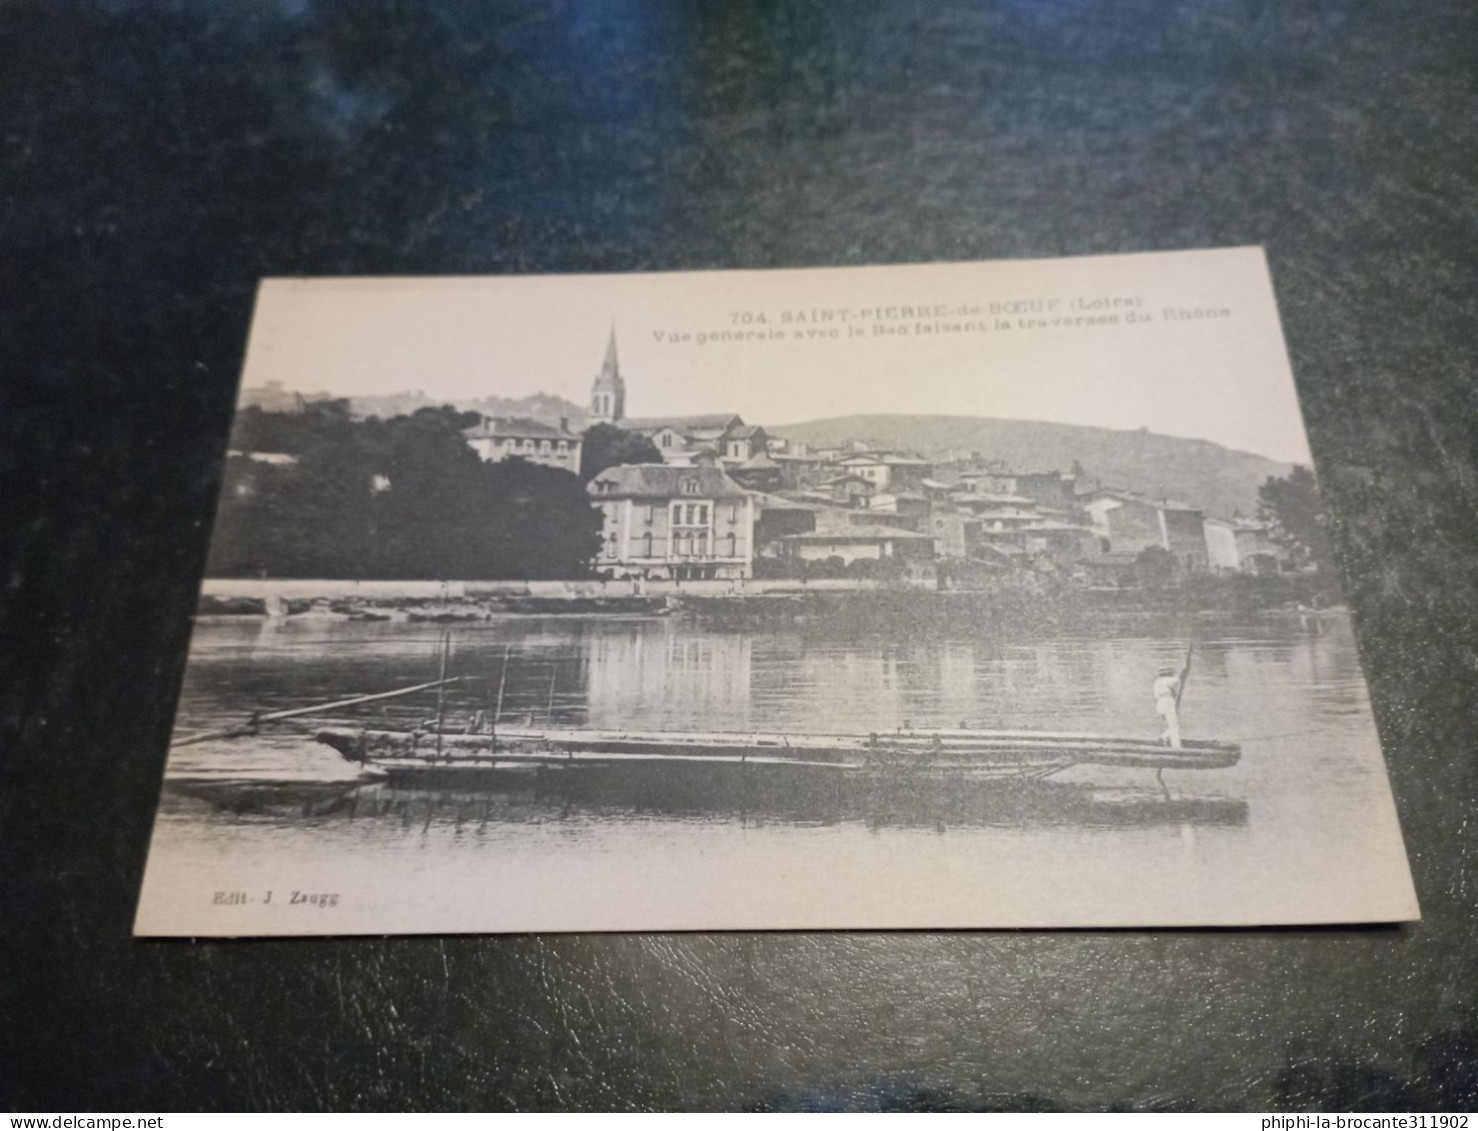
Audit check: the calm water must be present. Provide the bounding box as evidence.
[138,608,1416,933]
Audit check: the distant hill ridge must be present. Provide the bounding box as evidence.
[236,388,1287,519]
[239,385,588,428]
[769,414,1292,520]
[359,391,588,427]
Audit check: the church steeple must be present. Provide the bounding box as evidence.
[589,324,626,424]
[601,325,620,381]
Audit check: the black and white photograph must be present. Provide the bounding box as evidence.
[133,247,1418,934]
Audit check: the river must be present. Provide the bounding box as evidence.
[135,606,1418,934]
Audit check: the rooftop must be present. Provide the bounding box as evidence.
[972,509,1046,521]
[953,491,1037,505]
[464,415,577,440]
[748,491,817,511]
[1205,517,1274,531]
[836,452,930,466]
[1019,520,1094,532]
[777,490,851,507]
[732,453,779,470]
[617,413,743,435]
[783,524,936,542]
[961,469,1063,481]
[587,463,749,499]
[1080,486,1202,513]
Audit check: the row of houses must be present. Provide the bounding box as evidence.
[454,331,1289,582]
[579,459,1286,583]
[239,333,1288,584]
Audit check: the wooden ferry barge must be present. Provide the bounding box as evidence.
[313,722,1240,785]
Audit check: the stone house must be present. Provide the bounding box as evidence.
[464,415,583,474]
[587,464,755,580]
[1080,488,1208,571]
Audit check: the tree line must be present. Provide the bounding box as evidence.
[1257,464,1334,571]
[208,403,623,580]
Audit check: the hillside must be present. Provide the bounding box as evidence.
[769,415,1293,520]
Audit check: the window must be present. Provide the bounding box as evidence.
[697,505,708,524]
[642,533,653,557]
[726,533,737,556]
[681,478,699,495]
[661,433,673,449]
[645,505,655,524]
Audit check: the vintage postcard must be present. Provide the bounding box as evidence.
[134,247,1419,935]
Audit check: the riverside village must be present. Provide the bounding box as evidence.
[140,265,1417,940]
[150,316,1347,874]
[210,327,1326,620]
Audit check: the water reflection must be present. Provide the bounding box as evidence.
[168,610,1382,845]
[180,610,1370,744]
[585,629,753,726]
[141,609,1419,936]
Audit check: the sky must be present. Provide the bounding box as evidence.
[240,247,1314,465]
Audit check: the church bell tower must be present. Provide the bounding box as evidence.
[589,325,626,425]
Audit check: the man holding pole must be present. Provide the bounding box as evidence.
[1153,646,1193,748]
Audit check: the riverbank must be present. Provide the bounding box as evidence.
[196,575,916,620]
[197,573,1340,625]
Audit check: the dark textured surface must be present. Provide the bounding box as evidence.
[3,0,1476,1113]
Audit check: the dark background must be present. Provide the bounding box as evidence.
[3,0,1475,1112]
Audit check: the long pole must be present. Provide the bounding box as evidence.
[170,678,462,747]
[494,643,511,720]
[1174,642,1194,709]
[493,665,505,754]
[434,631,451,760]
[492,642,512,753]
[1163,641,1194,794]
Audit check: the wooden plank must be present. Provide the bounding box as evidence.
[369,746,1234,773]
[474,725,1233,751]
[374,751,863,770]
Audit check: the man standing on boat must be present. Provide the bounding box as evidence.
[1153,650,1192,748]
